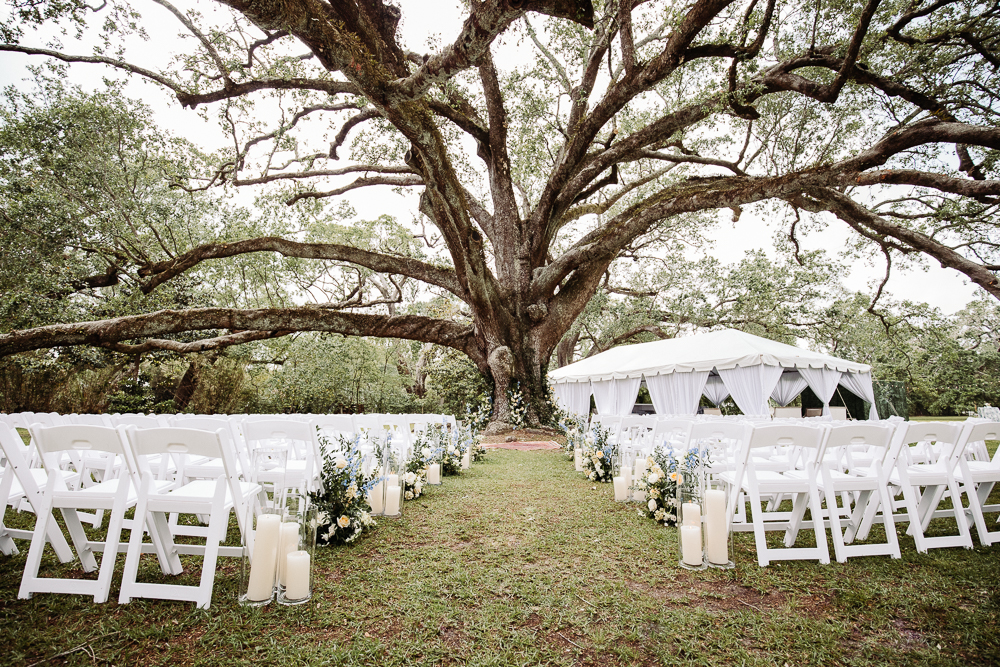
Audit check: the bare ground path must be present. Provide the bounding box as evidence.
[1,448,998,665]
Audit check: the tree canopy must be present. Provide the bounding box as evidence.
[1,0,998,428]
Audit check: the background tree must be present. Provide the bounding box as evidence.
[1,0,998,431]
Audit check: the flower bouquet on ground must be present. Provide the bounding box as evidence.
[402,459,426,500]
[636,447,710,526]
[310,435,378,546]
[581,425,617,483]
[471,434,487,462]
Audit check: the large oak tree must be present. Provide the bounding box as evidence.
[1,0,998,430]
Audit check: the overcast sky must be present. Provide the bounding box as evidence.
[0,0,981,315]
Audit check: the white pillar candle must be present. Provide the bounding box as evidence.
[632,459,648,502]
[682,502,701,527]
[574,448,583,472]
[384,485,401,515]
[368,481,384,514]
[386,473,399,488]
[284,550,310,601]
[613,475,628,501]
[276,521,299,587]
[428,463,441,484]
[681,524,703,566]
[462,449,471,469]
[704,489,729,565]
[246,513,280,602]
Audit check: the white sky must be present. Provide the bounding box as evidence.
[0,0,981,315]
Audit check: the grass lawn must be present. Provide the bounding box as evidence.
[2,446,999,666]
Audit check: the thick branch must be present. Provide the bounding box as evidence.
[0,308,483,364]
[138,236,466,298]
[103,329,293,354]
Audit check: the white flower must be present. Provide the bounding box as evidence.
[414,483,423,493]
[335,457,348,469]
[422,447,432,457]
[596,450,604,459]
[448,446,456,454]
[337,515,351,528]
[647,473,660,485]
[405,472,417,485]
[404,491,414,500]
[346,484,358,500]
[317,511,329,525]
[647,499,658,512]
[588,472,596,480]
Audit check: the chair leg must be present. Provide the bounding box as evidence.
[898,479,928,553]
[196,480,230,609]
[94,481,130,603]
[877,479,902,559]
[783,492,810,548]
[843,490,872,544]
[60,507,99,572]
[120,475,154,605]
[18,490,55,600]
[808,479,831,565]
[822,473,847,563]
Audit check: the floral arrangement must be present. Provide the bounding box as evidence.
[580,425,617,483]
[466,396,492,436]
[401,457,427,500]
[456,423,486,463]
[470,434,487,462]
[635,447,710,526]
[309,434,378,546]
[507,383,528,430]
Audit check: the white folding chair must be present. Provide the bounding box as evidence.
[813,422,901,562]
[119,427,262,609]
[951,420,1000,546]
[19,425,136,603]
[241,419,319,494]
[0,424,76,561]
[890,421,973,553]
[720,423,831,566]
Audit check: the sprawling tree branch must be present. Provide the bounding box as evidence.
[137,237,466,298]
[0,308,482,363]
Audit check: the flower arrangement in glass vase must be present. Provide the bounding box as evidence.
[309,435,378,546]
[401,457,427,500]
[439,428,466,476]
[635,446,711,526]
[580,425,617,483]
[559,414,587,460]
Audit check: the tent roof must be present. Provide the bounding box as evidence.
[549,328,871,383]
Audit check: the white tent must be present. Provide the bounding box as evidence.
[549,329,878,419]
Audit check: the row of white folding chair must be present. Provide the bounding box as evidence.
[713,419,1000,565]
[10,423,260,608]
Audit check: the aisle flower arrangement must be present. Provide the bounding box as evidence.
[471,435,487,462]
[402,459,426,500]
[580,425,616,483]
[310,435,378,545]
[635,447,710,526]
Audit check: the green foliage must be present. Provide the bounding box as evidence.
[310,435,377,546]
[423,349,489,418]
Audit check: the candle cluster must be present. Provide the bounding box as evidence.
[244,513,313,605]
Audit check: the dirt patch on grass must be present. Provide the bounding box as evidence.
[627,579,787,612]
[892,618,927,651]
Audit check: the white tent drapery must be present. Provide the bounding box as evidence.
[718,365,784,417]
[839,371,880,420]
[551,380,592,418]
[550,329,877,420]
[798,367,843,416]
[771,371,810,407]
[646,370,710,415]
[702,375,730,406]
[591,377,642,416]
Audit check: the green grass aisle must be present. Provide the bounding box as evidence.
[2,448,999,665]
